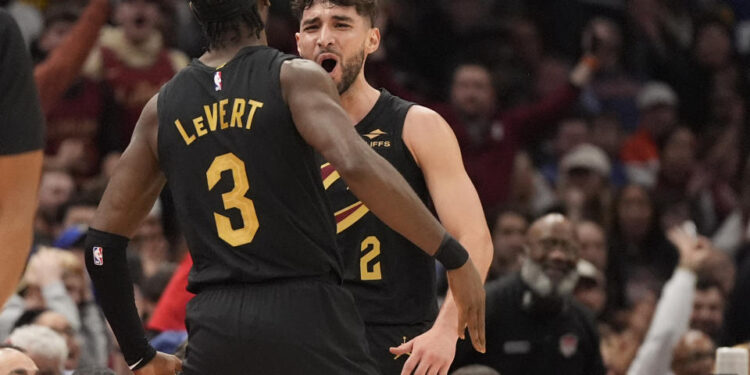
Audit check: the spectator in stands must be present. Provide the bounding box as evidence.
[35,170,75,245]
[33,0,110,115]
[540,116,590,185]
[7,324,67,375]
[453,213,606,374]
[689,278,726,343]
[487,209,527,281]
[607,184,678,310]
[576,221,608,272]
[573,259,607,317]
[439,37,602,212]
[15,309,82,371]
[557,144,613,228]
[581,18,641,131]
[57,194,99,236]
[0,248,81,338]
[37,3,113,179]
[130,200,173,282]
[671,330,715,375]
[589,113,628,187]
[621,82,679,188]
[83,0,188,151]
[0,346,38,374]
[626,226,711,375]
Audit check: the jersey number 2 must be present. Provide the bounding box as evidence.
[360,236,382,280]
[206,153,259,247]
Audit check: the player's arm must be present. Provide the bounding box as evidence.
[83,95,181,374]
[0,151,43,305]
[392,107,493,375]
[280,59,485,351]
[0,11,45,306]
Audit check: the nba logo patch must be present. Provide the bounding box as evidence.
[92,247,103,266]
[214,71,223,91]
[559,333,578,358]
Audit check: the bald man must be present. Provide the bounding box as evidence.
[454,214,606,375]
[0,347,39,375]
[671,330,715,375]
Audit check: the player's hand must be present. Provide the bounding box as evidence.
[390,324,457,375]
[133,352,182,375]
[445,258,485,353]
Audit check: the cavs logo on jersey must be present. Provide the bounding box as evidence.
[321,162,369,233]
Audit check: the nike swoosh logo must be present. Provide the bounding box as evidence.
[129,358,145,370]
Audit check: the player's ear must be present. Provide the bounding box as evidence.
[295,32,302,55]
[365,27,380,55]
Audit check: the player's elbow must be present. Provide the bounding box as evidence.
[325,143,373,181]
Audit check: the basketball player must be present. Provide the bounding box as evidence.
[293,1,493,374]
[0,10,45,306]
[83,1,485,374]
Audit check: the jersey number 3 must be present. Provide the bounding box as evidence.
[206,153,259,247]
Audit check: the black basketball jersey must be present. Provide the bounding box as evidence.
[157,46,340,293]
[321,90,438,325]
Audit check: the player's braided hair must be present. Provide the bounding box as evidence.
[290,0,378,26]
[190,0,264,50]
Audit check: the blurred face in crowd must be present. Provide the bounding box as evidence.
[672,330,715,375]
[0,348,38,375]
[34,312,80,370]
[115,0,161,44]
[39,20,74,54]
[450,65,496,120]
[590,115,622,158]
[710,88,745,126]
[565,167,606,201]
[690,286,725,339]
[491,211,527,275]
[617,184,653,242]
[694,23,732,70]
[522,214,580,297]
[555,119,588,157]
[660,127,696,185]
[534,58,569,98]
[296,0,380,94]
[510,18,543,67]
[37,171,75,221]
[586,18,622,69]
[574,276,606,315]
[61,205,97,230]
[642,104,677,140]
[132,215,169,261]
[576,221,607,271]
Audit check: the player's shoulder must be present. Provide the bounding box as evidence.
[403,103,455,142]
[280,58,329,83]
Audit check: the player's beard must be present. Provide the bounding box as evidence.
[520,257,579,298]
[337,47,365,94]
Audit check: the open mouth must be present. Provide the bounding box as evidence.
[321,59,337,73]
[316,53,339,74]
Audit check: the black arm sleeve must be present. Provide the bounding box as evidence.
[84,228,156,370]
[0,10,44,155]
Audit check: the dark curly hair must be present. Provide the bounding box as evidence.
[190,0,265,50]
[290,0,378,26]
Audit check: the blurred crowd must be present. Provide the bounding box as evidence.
[2,0,750,374]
